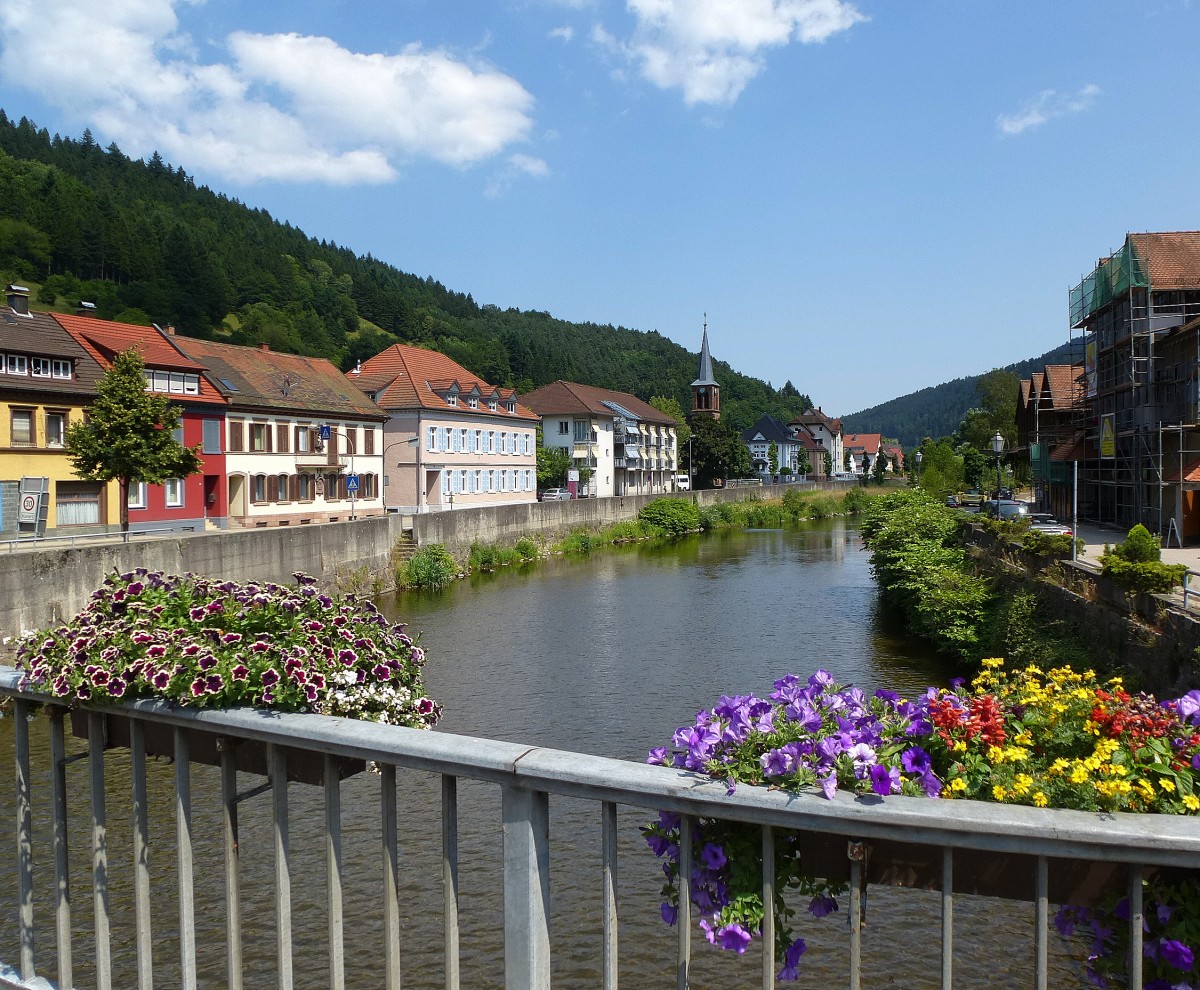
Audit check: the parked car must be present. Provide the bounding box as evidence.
[981,499,1030,521]
[1028,513,1072,536]
[945,494,960,508]
[539,488,573,501]
[958,489,984,507]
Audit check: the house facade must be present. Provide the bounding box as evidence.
[791,408,843,474]
[520,381,679,497]
[742,415,806,477]
[843,433,882,474]
[1067,231,1200,538]
[176,338,387,526]
[0,293,120,537]
[350,344,539,512]
[50,310,231,533]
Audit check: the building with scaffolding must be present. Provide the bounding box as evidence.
[1068,231,1200,543]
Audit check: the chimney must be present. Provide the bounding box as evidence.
[352,359,362,375]
[6,284,29,316]
[258,343,270,351]
[164,324,176,336]
[76,300,97,317]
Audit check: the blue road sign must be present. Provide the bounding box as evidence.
[319,424,332,441]
[345,474,360,494]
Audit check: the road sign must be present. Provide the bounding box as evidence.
[345,474,360,494]
[320,424,332,441]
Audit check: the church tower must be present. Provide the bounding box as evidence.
[690,316,720,420]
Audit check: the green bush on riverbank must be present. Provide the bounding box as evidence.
[861,489,1089,668]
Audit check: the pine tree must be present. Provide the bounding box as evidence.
[65,349,203,531]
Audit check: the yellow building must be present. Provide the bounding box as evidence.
[0,294,119,536]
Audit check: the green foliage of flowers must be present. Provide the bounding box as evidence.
[514,537,540,560]
[15,570,441,727]
[403,544,459,590]
[638,497,703,536]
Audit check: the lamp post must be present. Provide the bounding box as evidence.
[991,431,1005,499]
[688,436,694,492]
[319,425,360,521]
[914,449,923,486]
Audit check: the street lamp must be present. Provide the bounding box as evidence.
[991,431,1005,499]
[318,425,361,521]
[688,436,694,492]
[914,449,922,486]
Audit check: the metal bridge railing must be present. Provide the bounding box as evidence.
[3,666,1198,990]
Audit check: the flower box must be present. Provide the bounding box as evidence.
[69,708,364,786]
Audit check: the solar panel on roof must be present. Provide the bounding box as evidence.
[600,399,638,420]
[219,378,240,392]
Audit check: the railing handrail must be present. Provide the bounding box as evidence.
[3,666,1197,868]
[0,524,198,553]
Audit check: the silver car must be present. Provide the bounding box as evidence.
[1028,513,1072,536]
[539,488,572,501]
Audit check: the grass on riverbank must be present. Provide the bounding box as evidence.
[394,488,883,590]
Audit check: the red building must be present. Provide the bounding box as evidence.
[51,314,229,532]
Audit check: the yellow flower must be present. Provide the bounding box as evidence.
[1048,759,1069,776]
[949,778,967,793]
[1069,765,1089,785]
[1032,791,1048,807]
[1183,795,1200,812]
[953,741,967,753]
[992,784,1008,801]
[1159,779,1176,794]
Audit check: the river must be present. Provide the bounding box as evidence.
[0,519,1090,988]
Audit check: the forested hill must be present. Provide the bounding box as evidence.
[0,111,813,431]
[842,341,1079,447]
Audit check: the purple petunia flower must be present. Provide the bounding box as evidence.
[901,747,932,774]
[1158,938,1194,970]
[647,747,670,766]
[761,747,794,777]
[849,742,877,778]
[700,844,726,870]
[660,902,677,926]
[714,923,752,953]
[152,671,170,690]
[870,764,901,796]
[191,677,207,697]
[261,668,280,687]
[819,772,838,800]
[779,937,807,981]
[918,771,943,798]
[221,633,243,645]
[808,894,838,918]
[108,677,127,698]
[231,665,249,682]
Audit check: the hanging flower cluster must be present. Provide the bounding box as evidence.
[16,569,441,728]
[644,663,1200,983]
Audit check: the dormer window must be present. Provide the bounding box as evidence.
[447,394,457,407]
[468,397,478,409]
[506,400,516,413]
[488,399,497,411]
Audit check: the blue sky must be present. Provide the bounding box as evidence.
[1,0,1198,416]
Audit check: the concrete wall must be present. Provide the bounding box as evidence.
[0,481,862,641]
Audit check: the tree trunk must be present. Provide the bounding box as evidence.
[119,478,129,533]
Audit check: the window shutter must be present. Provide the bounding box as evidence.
[230,421,244,452]
[277,424,290,452]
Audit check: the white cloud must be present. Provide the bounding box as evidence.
[997,84,1101,136]
[0,0,538,184]
[599,0,865,106]
[549,26,575,42]
[484,152,550,198]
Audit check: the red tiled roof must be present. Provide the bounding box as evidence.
[791,408,843,433]
[1164,458,1200,484]
[843,432,881,454]
[1042,364,1084,410]
[519,380,677,425]
[176,338,385,420]
[1128,232,1200,290]
[354,344,538,421]
[49,313,226,405]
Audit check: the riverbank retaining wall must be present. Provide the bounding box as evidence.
[964,528,1200,696]
[0,483,861,638]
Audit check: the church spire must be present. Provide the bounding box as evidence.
[690,314,720,419]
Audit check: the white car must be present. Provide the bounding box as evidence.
[1028,513,1072,536]
[539,488,572,501]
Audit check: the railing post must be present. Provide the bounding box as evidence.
[941,847,953,990]
[602,801,618,990]
[381,763,401,990]
[502,784,550,990]
[49,709,73,990]
[176,728,198,990]
[325,756,345,990]
[268,744,294,990]
[221,744,243,990]
[15,698,35,981]
[848,840,865,990]
[677,815,692,990]
[130,721,154,990]
[443,774,460,990]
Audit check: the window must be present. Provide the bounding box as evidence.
[452,429,462,453]
[488,399,497,411]
[474,469,482,492]
[276,475,289,502]
[46,411,66,448]
[56,481,100,525]
[172,426,184,444]
[229,421,245,452]
[296,425,312,453]
[487,431,495,453]
[199,419,220,454]
[325,473,341,500]
[460,429,468,451]
[51,359,72,380]
[459,470,468,493]
[10,409,32,446]
[558,421,569,435]
[364,428,375,455]
[345,426,359,455]
[7,354,27,376]
[447,394,457,407]
[252,475,267,503]
[31,357,51,378]
[427,426,437,452]
[164,478,184,507]
[500,431,508,454]
[276,424,290,453]
[127,482,147,508]
[298,474,313,500]
[468,397,478,409]
[250,423,270,452]
[441,471,450,496]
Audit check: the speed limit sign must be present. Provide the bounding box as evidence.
[21,495,36,513]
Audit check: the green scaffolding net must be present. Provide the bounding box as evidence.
[1030,442,1075,484]
[1069,241,1148,327]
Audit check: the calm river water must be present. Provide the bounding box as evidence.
[1,519,1091,988]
